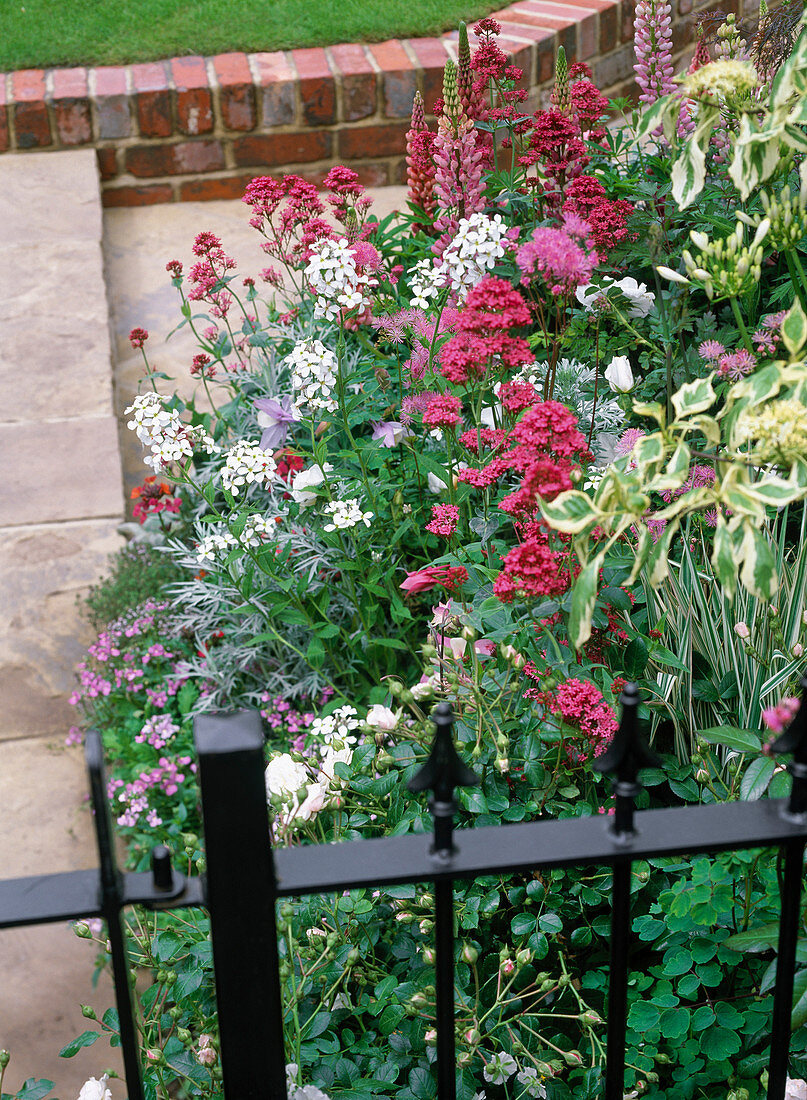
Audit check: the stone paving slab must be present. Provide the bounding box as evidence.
[0,152,103,247]
[0,240,116,424]
[0,418,123,527]
[0,519,123,740]
[0,735,124,1096]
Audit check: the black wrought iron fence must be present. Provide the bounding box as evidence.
[2,685,807,1100]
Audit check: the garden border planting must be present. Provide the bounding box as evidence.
[0,0,750,206]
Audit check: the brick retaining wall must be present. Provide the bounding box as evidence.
[0,0,755,206]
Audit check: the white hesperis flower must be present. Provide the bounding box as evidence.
[291,463,332,506]
[221,440,277,495]
[409,257,448,310]
[310,705,360,747]
[441,212,510,298]
[516,1067,547,1099]
[265,753,308,798]
[195,515,277,564]
[483,1052,517,1085]
[284,339,339,415]
[322,498,374,531]
[125,392,218,472]
[77,1076,112,1100]
[305,237,367,321]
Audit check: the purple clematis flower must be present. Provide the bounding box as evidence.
[371,420,412,448]
[254,396,300,450]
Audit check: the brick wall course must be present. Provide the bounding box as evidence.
[0,0,670,205]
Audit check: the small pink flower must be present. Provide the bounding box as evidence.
[762,696,800,734]
[400,564,468,595]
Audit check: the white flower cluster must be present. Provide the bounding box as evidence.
[221,440,277,495]
[77,1076,113,1100]
[125,392,217,472]
[309,704,360,747]
[284,339,339,415]
[409,257,449,310]
[441,212,510,297]
[481,1053,546,1096]
[304,237,367,321]
[195,515,277,564]
[323,497,374,532]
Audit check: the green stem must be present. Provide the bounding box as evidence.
[729,296,754,355]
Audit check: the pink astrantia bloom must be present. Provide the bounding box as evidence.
[698,339,725,361]
[516,220,597,295]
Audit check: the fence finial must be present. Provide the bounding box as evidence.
[408,702,480,858]
[770,673,807,817]
[593,683,659,839]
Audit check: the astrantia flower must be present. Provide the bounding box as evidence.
[483,1052,517,1085]
[322,498,374,532]
[698,339,726,361]
[615,428,646,458]
[516,222,597,295]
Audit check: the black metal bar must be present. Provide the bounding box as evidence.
[85,731,145,1100]
[604,861,631,1100]
[271,794,807,897]
[194,710,287,1100]
[768,838,806,1098]
[434,879,456,1100]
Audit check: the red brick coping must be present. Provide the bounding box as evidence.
[0,0,726,206]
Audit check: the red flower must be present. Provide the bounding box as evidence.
[400,565,468,594]
[129,327,149,349]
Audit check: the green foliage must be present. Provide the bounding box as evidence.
[82,542,186,631]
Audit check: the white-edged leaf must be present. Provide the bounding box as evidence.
[672,375,716,418]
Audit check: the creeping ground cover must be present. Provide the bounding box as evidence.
[15,8,807,1100]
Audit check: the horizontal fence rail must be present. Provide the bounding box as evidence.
[1,685,807,1100]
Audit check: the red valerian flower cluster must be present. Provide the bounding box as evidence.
[426,504,460,538]
[563,175,634,257]
[243,174,334,269]
[423,392,463,429]
[439,277,532,384]
[188,231,237,317]
[493,520,572,602]
[550,678,618,760]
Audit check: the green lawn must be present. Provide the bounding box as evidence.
[0,0,505,70]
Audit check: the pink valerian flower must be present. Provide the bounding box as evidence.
[494,522,572,602]
[129,327,149,349]
[323,165,373,231]
[634,0,676,105]
[457,21,493,166]
[244,174,333,272]
[423,392,463,430]
[569,80,609,136]
[188,231,236,317]
[439,277,533,385]
[763,696,800,735]
[426,504,460,538]
[516,219,598,296]
[191,353,216,379]
[531,677,618,761]
[520,109,588,205]
[400,564,469,594]
[499,381,540,414]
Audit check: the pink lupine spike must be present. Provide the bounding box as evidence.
[633,0,676,105]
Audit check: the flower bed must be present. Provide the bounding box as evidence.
[17,8,807,1100]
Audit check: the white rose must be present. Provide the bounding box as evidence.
[604,355,634,393]
[290,463,332,506]
[575,282,606,310]
[427,471,447,494]
[298,781,329,821]
[786,1080,807,1100]
[365,704,399,731]
[613,276,655,318]
[77,1077,112,1100]
[479,404,502,429]
[265,753,308,798]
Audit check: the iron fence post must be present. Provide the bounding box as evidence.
[194,710,288,1100]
